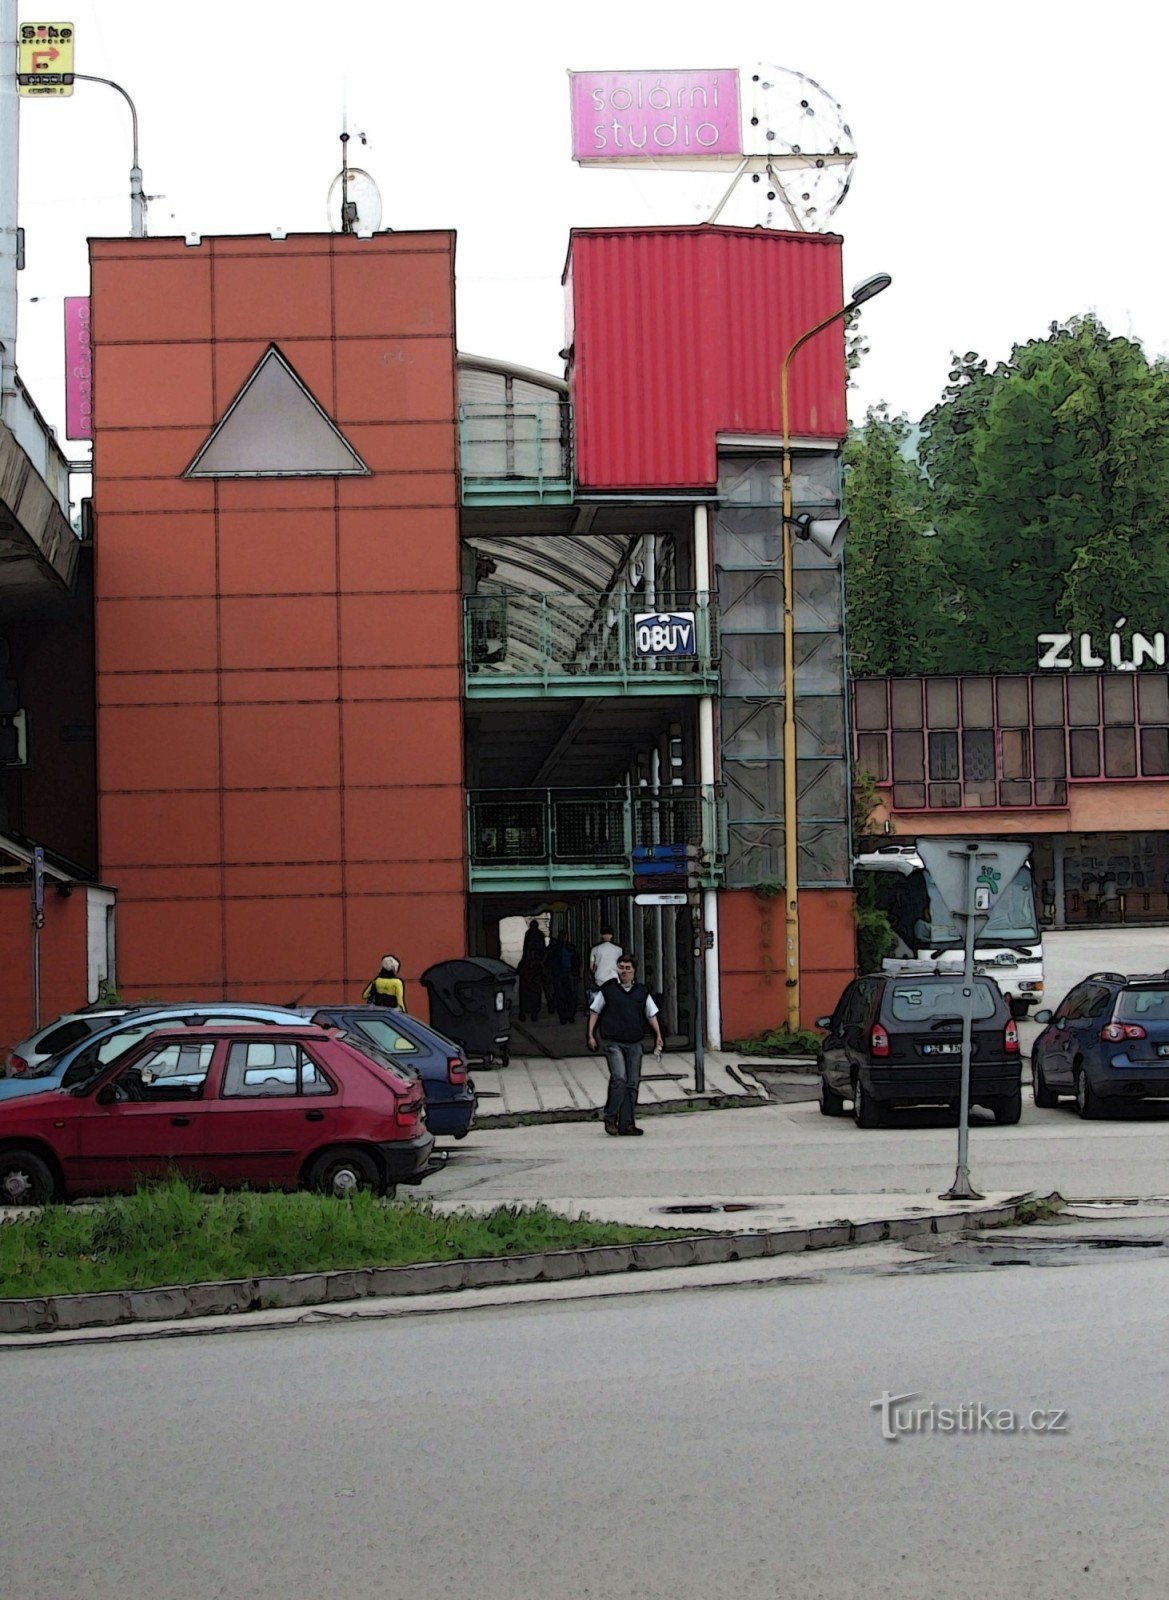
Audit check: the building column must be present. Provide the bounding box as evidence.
[694,504,721,1050]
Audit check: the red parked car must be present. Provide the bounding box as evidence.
[0,1023,434,1205]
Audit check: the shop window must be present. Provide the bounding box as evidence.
[853,680,889,731]
[961,678,994,729]
[925,678,958,728]
[856,733,888,782]
[928,783,961,808]
[1138,676,1169,725]
[928,730,959,780]
[962,729,995,782]
[1034,779,1068,806]
[1103,675,1135,726]
[1032,675,1066,727]
[1067,676,1100,726]
[1070,728,1100,777]
[890,680,923,729]
[996,676,1030,727]
[1104,726,1137,778]
[1141,727,1169,777]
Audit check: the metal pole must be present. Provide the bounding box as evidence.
[0,0,19,422]
[943,842,984,1201]
[692,901,705,1093]
[74,74,146,237]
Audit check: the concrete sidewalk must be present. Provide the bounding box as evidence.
[471,1050,767,1125]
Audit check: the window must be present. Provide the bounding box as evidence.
[925,678,958,728]
[853,681,889,732]
[1118,988,1169,1021]
[961,679,994,729]
[1070,728,1100,778]
[890,680,923,729]
[1067,677,1099,726]
[221,1041,334,1098]
[1102,675,1134,726]
[887,982,997,1022]
[928,731,959,780]
[1104,727,1137,778]
[1138,676,1169,725]
[37,1019,95,1057]
[1032,676,1065,727]
[1141,727,1169,777]
[996,677,1030,727]
[351,1018,420,1055]
[856,733,888,782]
[116,1042,215,1100]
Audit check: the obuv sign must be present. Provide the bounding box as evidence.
[634,611,697,659]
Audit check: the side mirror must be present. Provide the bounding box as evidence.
[95,1083,118,1105]
[1033,1009,1053,1024]
[815,1017,832,1030]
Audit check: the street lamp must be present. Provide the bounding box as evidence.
[779,271,892,1032]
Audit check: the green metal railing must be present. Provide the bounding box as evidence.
[464,590,719,697]
[467,784,727,891]
[458,402,574,505]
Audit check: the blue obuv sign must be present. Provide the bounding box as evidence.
[634,610,697,658]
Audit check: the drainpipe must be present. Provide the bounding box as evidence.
[0,0,19,425]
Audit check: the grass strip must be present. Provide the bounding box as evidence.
[0,1178,695,1299]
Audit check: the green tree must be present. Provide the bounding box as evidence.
[843,406,944,676]
[919,316,1169,671]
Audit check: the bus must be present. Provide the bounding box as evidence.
[854,844,1045,1018]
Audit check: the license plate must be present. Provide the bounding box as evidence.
[921,1042,960,1056]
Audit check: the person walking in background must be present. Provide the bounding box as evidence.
[362,954,407,1011]
[547,933,577,1025]
[523,919,547,962]
[588,927,623,995]
[586,955,663,1136]
[517,949,544,1022]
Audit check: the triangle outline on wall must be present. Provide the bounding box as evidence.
[184,343,369,478]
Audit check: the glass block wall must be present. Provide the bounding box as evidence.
[715,453,850,887]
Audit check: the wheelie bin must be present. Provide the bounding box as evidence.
[420,957,517,1067]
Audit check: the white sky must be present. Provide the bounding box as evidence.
[13,0,1169,447]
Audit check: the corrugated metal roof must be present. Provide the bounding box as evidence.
[565,226,846,491]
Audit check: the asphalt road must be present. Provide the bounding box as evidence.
[4,1242,1168,1599]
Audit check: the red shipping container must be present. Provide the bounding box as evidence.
[565,225,846,491]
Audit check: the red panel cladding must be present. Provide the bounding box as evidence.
[566,226,846,491]
[717,887,856,1036]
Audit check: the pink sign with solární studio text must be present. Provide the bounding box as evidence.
[570,69,741,162]
[64,295,92,440]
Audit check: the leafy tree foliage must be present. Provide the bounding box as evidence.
[843,406,945,676]
[912,315,1169,672]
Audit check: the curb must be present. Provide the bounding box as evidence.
[0,1192,1061,1338]
[476,1087,768,1129]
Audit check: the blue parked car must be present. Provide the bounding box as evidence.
[1032,969,1169,1118]
[306,1007,476,1139]
[0,1001,476,1139]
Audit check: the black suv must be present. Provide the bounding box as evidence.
[816,971,1021,1128]
[1032,971,1169,1117]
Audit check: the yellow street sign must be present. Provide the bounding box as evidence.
[17,21,75,97]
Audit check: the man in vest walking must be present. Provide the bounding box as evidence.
[586,955,664,1136]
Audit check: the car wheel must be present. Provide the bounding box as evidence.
[306,1146,383,1198]
[852,1077,883,1129]
[992,1090,1022,1126]
[1032,1055,1060,1109]
[1074,1063,1104,1120]
[819,1078,847,1117]
[0,1148,57,1206]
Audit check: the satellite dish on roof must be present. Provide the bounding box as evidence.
[327,131,384,235]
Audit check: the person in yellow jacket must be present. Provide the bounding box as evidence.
[362,954,407,1011]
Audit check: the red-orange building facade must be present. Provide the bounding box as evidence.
[90,233,467,1005]
[88,224,857,1037]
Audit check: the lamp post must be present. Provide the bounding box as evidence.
[779,271,892,1032]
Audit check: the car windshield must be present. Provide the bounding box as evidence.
[888,982,998,1023]
[1117,988,1169,1022]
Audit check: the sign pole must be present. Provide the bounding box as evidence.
[691,899,705,1094]
[942,842,983,1201]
